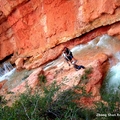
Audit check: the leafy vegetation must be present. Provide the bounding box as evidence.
[0,72,120,120]
[0,95,7,106]
[38,74,47,84]
[80,67,92,84]
[0,82,93,120]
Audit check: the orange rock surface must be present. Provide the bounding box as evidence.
[0,80,7,89]
[0,0,120,65]
[11,67,42,94]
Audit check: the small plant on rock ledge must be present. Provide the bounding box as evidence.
[38,74,47,85]
[0,72,120,120]
[80,67,93,84]
[0,95,7,106]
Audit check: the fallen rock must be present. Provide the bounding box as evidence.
[11,67,43,94]
[108,22,120,39]
[79,58,109,107]
[0,80,7,89]
[15,58,24,70]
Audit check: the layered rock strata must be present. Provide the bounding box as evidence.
[0,0,120,67]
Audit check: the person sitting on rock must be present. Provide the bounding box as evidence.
[63,47,77,66]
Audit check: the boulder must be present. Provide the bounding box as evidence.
[15,58,24,70]
[0,80,7,89]
[11,67,43,93]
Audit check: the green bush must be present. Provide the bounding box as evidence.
[0,95,7,106]
[0,72,120,120]
[0,82,59,120]
[0,82,94,120]
[38,74,47,84]
[80,67,92,84]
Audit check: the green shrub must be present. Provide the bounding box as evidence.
[38,74,47,84]
[0,72,120,120]
[0,82,60,120]
[0,95,7,106]
[0,81,94,120]
[80,67,92,84]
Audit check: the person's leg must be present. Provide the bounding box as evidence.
[65,59,71,66]
[67,61,71,66]
[74,64,85,70]
[73,64,79,70]
[78,65,85,69]
[71,55,77,64]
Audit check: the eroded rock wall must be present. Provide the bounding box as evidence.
[0,0,120,65]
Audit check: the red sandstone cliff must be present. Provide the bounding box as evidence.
[0,0,120,67]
